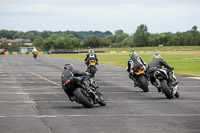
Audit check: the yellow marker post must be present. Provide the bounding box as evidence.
[13,52,17,55]
[110,51,116,54]
[121,51,128,53]
[38,52,43,55]
[4,52,9,55]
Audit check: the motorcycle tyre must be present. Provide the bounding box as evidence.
[34,55,37,59]
[160,80,174,99]
[90,66,96,77]
[98,96,106,106]
[74,88,93,108]
[138,76,149,92]
[174,91,180,98]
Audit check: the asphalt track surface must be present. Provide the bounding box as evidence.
[0,55,200,133]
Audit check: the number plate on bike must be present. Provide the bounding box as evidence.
[136,71,144,75]
[90,62,95,65]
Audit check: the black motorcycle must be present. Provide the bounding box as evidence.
[63,76,106,108]
[86,60,97,77]
[153,68,179,99]
[33,52,37,59]
[131,66,149,92]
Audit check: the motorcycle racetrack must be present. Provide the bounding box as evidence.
[0,55,200,133]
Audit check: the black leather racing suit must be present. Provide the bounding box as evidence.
[85,53,98,65]
[61,69,87,97]
[147,58,174,84]
[127,55,147,82]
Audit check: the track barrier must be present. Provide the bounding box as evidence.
[4,51,49,55]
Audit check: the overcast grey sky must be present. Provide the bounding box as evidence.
[0,0,200,34]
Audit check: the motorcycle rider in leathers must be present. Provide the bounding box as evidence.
[84,49,98,66]
[61,63,88,101]
[147,53,179,92]
[127,51,147,87]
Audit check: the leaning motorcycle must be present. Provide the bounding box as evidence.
[86,60,97,77]
[131,66,149,92]
[153,68,179,99]
[63,76,106,108]
[33,52,37,59]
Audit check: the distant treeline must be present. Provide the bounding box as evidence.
[0,24,200,51]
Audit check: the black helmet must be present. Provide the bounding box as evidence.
[64,63,74,70]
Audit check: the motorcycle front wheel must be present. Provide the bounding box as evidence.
[74,88,93,108]
[34,55,37,59]
[97,96,106,106]
[160,80,173,99]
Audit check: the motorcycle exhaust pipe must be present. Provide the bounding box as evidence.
[155,71,160,75]
[87,88,93,93]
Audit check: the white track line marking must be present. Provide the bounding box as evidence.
[0,100,199,103]
[0,114,200,118]
[3,81,16,83]
[188,77,200,80]
[0,91,200,95]
[94,85,200,87]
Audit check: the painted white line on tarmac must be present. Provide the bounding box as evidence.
[23,87,61,90]
[98,85,200,88]
[4,81,16,83]
[0,100,199,103]
[10,86,20,88]
[0,92,63,95]
[0,113,200,118]
[188,77,200,80]
[0,101,35,103]
[97,81,132,82]
[0,78,38,80]
[1,91,200,95]
[28,81,35,83]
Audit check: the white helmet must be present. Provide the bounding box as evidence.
[88,49,94,54]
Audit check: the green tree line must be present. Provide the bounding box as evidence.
[0,25,200,51]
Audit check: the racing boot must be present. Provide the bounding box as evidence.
[129,73,138,87]
[69,96,76,102]
[157,87,161,93]
[169,77,179,86]
[134,83,138,87]
[174,91,180,98]
[168,71,179,86]
[85,67,88,72]
[152,82,161,92]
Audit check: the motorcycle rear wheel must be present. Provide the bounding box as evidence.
[160,80,174,99]
[138,76,149,92]
[74,88,93,108]
[90,66,96,77]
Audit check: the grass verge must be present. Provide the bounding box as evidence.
[44,51,200,77]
